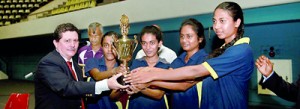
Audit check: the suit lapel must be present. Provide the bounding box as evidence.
[73,62,83,81]
[53,50,82,81]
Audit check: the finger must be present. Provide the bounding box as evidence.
[120,84,129,89]
[124,75,132,84]
[120,64,124,67]
[266,57,272,65]
[132,67,142,72]
[117,82,129,89]
[130,70,136,74]
[258,56,264,63]
[135,84,145,90]
[130,85,139,93]
[124,78,132,84]
[256,57,262,62]
[255,63,260,68]
[255,59,261,65]
[114,73,122,78]
[261,55,267,60]
[126,89,134,95]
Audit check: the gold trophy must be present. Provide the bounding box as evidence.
[113,14,138,85]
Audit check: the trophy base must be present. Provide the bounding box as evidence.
[117,75,128,86]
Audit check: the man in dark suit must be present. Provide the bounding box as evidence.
[256,55,299,108]
[34,23,128,109]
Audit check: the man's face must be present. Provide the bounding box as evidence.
[53,31,79,60]
[88,27,102,46]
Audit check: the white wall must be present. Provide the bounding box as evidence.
[0,0,298,40]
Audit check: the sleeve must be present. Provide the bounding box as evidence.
[35,59,95,97]
[262,71,275,83]
[203,44,253,79]
[260,72,299,102]
[170,58,181,69]
[95,79,109,94]
[78,52,84,64]
[160,46,177,63]
[169,49,178,63]
[77,47,87,64]
[84,58,99,77]
[129,60,140,70]
[135,50,144,59]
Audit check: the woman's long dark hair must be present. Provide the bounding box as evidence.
[208,2,244,59]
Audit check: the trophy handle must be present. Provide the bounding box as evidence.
[133,35,138,52]
[112,38,120,59]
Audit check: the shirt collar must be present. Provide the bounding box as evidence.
[86,45,103,52]
[139,56,169,65]
[63,57,73,62]
[178,49,207,62]
[157,45,165,54]
[234,37,250,45]
[99,57,119,68]
[220,37,250,47]
[56,49,73,62]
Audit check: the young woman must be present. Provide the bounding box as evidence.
[149,18,207,109]
[127,25,170,109]
[85,31,125,109]
[126,2,254,109]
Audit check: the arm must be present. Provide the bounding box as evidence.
[37,60,126,96]
[36,59,96,97]
[151,80,199,91]
[127,64,209,84]
[89,68,114,81]
[87,60,126,81]
[110,89,126,101]
[139,87,165,100]
[256,55,299,102]
[260,72,299,102]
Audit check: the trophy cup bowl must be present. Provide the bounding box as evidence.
[113,14,138,85]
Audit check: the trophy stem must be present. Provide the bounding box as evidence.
[122,35,128,39]
[123,60,128,74]
[117,59,129,85]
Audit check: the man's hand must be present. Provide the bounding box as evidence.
[255,55,273,77]
[108,73,129,90]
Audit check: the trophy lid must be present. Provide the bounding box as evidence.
[120,14,130,37]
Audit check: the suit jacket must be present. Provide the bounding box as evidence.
[259,72,299,108]
[35,50,95,109]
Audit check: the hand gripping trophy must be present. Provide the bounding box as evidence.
[113,14,138,85]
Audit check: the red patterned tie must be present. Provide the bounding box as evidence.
[66,61,85,109]
[66,61,77,80]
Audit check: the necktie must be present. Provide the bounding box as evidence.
[66,61,77,81]
[66,61,85,109]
